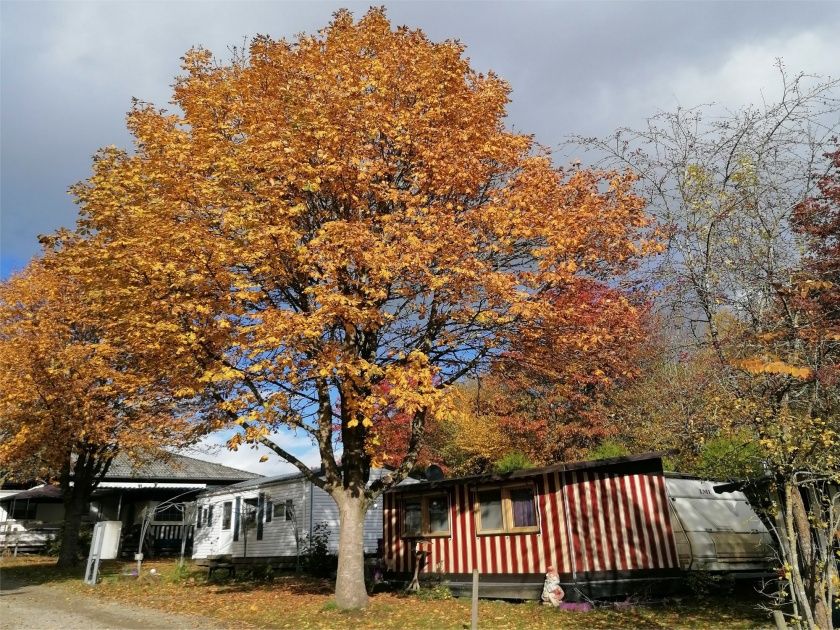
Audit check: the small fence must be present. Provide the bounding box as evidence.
[0,521,60,554]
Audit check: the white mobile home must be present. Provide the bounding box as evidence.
[192,468,410,565]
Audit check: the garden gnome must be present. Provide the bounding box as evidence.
[541,566,565,607]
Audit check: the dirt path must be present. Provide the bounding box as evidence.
[0,574,225,630]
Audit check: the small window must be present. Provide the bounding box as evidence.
[476,485,538,534]
[155,504,182,522]
[196,506,203,528]
[403,499,422,536]
[272,501,285,520]
[477,490,503,532]
[401,494,449,537]
[222,502,232,530]
[509,488,537,528]
[285,499,294,521]
[11,500,37,521]
[243,498,258,527]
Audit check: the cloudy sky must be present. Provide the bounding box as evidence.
[2,0,837,474]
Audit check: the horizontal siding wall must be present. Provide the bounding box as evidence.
[194,468,404,560]
[384,471,678,576]
[309,474,387,555]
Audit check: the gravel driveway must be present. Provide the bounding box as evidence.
[0,574,224,630]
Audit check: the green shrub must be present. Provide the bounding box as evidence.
[694,431,764,480]
[493,451,533,474]
[45,524,93,559]
[588,440,630,461]
[302,521,337,577]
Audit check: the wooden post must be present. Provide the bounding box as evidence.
[471,569,479,630]
[771,610,788,630]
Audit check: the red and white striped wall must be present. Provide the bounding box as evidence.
[383,471,678,576]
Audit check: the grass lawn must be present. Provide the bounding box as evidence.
[0,555,772,629]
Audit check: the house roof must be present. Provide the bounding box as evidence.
[197,465,406,497]
[102,451,261,483]
[387,452,666,494]
[199,468,320,496]
[2,484,63,502]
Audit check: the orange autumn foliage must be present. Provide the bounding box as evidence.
[0,256,190,475]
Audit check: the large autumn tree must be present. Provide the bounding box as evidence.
[69,9,652,608]
[0,253,191,567]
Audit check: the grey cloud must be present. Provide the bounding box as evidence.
[3,1,838,274]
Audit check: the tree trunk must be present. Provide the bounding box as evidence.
[785,482,816,630]
[55,447,112,569]
[334,492,369,610]
[56,485,90,568]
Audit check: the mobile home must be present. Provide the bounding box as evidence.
[382,454,774,600]
[193,468,409,566]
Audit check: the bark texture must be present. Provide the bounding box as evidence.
[333,493,369,610]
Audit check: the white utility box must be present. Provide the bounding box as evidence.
[95,520,123,560]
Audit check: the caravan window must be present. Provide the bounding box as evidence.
[222,502,232,529]
[401,494,450,537]
[476,485,538,534]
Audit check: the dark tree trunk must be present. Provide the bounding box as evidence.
[55,447,114,569]
[56,487,89,568]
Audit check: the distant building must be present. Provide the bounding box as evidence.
[0,451,259,555]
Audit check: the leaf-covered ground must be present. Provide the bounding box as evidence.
[0,556,772,629]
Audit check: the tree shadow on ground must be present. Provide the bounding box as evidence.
[206,571,335,596]
[0,555,94,591]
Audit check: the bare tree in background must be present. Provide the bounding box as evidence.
[574,65,840,629]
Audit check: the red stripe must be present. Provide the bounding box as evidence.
[566,472,582,572]
[631,475,652,568]
[519,531,529,574]
[580,472,597,571]
[597,474,616,570]
[555,472,569,573]
[384,495,391,567]
[465,485,473,572]
[489,536,498,573]
[645,475,667,568]
[548,473,563,573]
[640,475,664,568]
[541,474,553,572]
[588,473,607,571]
[656,475,678,567]
[620,476,636,568]
[608,475,628,571]
[642,475,662,569]
[470,490,479,572]
[510,533,519,573]
[530,530,539,574]
[457,486,467,574]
